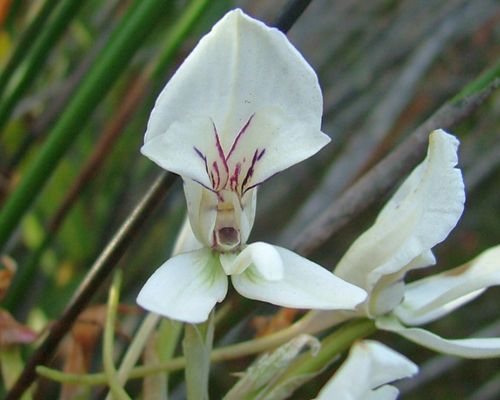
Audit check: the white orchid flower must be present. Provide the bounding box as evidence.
[310,129,500,358]
[334,129,465,318]
[137,9,366,323]
[315,340,418,400]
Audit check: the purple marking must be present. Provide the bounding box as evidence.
[212,161,221,189]
[226,114,255,161]
[240,148,263,193]
[256,148,266,161]
[191,179,217,194]
[230,162,241,191]
[194,146,213,187]
[212,122,229,175]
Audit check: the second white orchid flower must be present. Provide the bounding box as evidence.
[137,9,366,323]
[310,129,500,360]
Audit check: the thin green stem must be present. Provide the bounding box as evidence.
[183,314,214,400]
[273,319,376,383]
[152,0,211,81]
[451,59,499,103]
[36,314,325,386]
[103,270,131,400]
[104,313,160,400]
[0,0,58,98]
[0,0,87,131]
[0,347,32,400]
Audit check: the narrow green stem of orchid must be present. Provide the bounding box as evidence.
[269,319,376,388]
[0,0,87,131]
[0,347,32,400]
[156,318,183,394]
[0,0,58,98]
[103,270,131,400]
[104,313,160,400]
[36,313,320,385]
[0,0,171,252]
[183,313,215,400]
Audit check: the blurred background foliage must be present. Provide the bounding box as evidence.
[0,0,499,398]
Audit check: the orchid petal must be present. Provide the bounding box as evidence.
[395,245,500,325]
[377,316,500,358]
[315,340,417,400]
[236,188,257,245]
[172,218,204,255]
[144,9,324,156]
[183,179,218,247]
[220,242,283,280]
[232,245,366,310]
[137,249,227,323]
[335,130,465,295]
[142,117,224,189]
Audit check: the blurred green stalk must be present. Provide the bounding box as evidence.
[0,0,86,131]
[0,0,58,98]
[0,0,171,251]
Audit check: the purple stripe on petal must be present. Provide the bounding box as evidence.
[212,122,229,173]
[226,114,255,161]
[256,148,266,161]
[240,148,261,193]
[213,161,221,189]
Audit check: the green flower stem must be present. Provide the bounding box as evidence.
[0,0,58,98]
[0,0,86,130]
[269,319,376,388]
[183,314,215,400]
[155,318,183,396]
[0,0,171,252]
[36,313,327,385]
[103,270,131,400]
[104,312,160,400]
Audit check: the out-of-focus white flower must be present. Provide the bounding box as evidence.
[310,129,500,358]
[315,340,418,400]
[137,9,366,323]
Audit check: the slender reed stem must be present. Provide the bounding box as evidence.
[103,271,131,400]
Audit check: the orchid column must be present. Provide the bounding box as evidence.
[137,9,366,323]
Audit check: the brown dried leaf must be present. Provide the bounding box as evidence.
[252,308,299,337]
[0,309,37,346]
[58,303,139,398]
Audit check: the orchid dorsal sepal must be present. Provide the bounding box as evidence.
[140,9,330,250]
